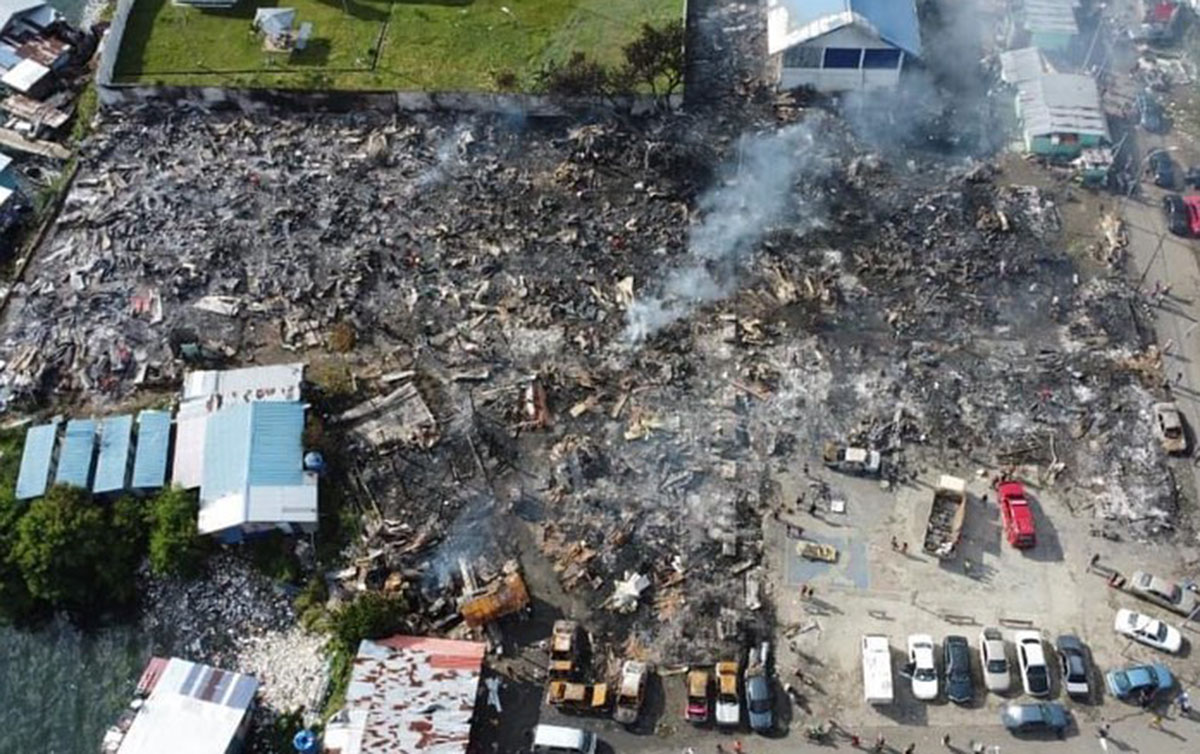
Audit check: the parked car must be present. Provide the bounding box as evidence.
[1163,194,1191,236]
[1015,631,1050,697]
[1114,608,1183,653]
[1000,702,1070,737]
[1106,662,1174,701]
[979,627,1011,693]
[613,660,648,724]
[1129,570,1199,616]
[1148,149,1176,188]
[1055,635,1091,700]
[745,672,773,733]
[684,669,710,723]
[1185,165,1200,189]
[1136,91,1169,133]
[822,441,881,476]
[943,635,973,704]
[715,661,740,727]
[997,480,1036,549]
[1153,403,1188,454]
[906,634,939,701]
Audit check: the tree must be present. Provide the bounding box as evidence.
[328,592,408,653]
[10,485,128,613]
[0,488,42,625]
[621,20,685,103]
[147,487,207,579]
[537,52,612,98]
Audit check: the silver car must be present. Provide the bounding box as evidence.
[1129,571,1198,617]
[979,627,1011,693]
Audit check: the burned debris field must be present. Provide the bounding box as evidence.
[0,101,1179,672]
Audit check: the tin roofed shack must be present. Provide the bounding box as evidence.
[101,656,259,754]
[322,635,487,754]
[1014,71,1109,160]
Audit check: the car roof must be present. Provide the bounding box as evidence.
[1056,635,1083,651]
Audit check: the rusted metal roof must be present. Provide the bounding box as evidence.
[324,636,485,754]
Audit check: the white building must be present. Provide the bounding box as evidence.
[767,0,922,92]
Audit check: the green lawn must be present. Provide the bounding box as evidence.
[113,0,682,91]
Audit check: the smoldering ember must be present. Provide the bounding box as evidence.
[3,2,1200,754]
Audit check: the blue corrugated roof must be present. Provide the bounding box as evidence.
[780,0,922,56]
[55,419,96,488]
[203,402,305,500]
[15,421,57,499]
[131,410,171,488]
[93,415,133,494]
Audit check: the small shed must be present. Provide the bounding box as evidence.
[14,420,57,499]
[131,410,171,489]
[767,0,921,93]
[93,415,133,494]
[54,418,96,488]
[1008,0,1080,52]
[1016,72,1109,159]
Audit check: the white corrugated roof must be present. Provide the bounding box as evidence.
[1,57,48,93]
[116,658,258,754]
[181,363,304,405]
[999,46,1051,86]
[1019,72,1109,140]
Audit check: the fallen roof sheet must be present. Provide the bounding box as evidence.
[15,420,57,499]
[93,415,133,493]
[131,410,170,488]
[54,418,95,488]
[768,0,922,57]
[323,636,486,754]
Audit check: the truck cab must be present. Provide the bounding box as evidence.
[715,661,740,727]
[997,480,1036,549]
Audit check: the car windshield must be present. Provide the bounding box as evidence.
[1028,667,1048,689]
[1166,584,1182,602]
[1113,672,1130,692]
[749,698,771,713]
[719,693,737,704]
[1067,659,1085,679]
[915,668,936,682]
[988,659,1007,673]
[1154,623,1168,641]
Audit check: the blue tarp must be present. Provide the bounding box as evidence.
[15,421,57,500]
[131,410,170,488]
[93,415,133,494]
[55,419,96,489]
[780,0,922,56]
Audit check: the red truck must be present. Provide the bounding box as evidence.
[997,480,1036,549]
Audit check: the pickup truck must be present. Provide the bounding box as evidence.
[998,480,1036,549]
[614,661,648,724]
[923,475,967,559]
[549,620,579,679]
[822,442,882,476]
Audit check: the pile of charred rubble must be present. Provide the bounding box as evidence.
[0,98,1182,670]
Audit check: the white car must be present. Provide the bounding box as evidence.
[1014,631,1050,698]
[906,634,939,701]
[979,627,1011,693]
[1114,608,1183,654]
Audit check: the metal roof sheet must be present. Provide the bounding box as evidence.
[1019,72,1109,140]
[15,420,56,499]
[93,415,133,493]
[54,419,95,488]
[0,57,49,93]
[768,0,922,56]
[0,0,44,32]
[323,636,485,754]
[131,410,171,488]
[181,363,304,407]
[1015,0,1080,35]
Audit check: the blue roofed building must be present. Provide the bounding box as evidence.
[197,401,317,540]
[93,415,133,494]
[767,0,922,92]
[15,419,57,499]
[54,418,95,489]
[131,410,171,489]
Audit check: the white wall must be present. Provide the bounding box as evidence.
[777,25,905,93]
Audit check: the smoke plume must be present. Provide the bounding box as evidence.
[624,120,832,342]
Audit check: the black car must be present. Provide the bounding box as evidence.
[1055,635,1091,700]
[1001,702,1070,737]
[1185,166,1200,189]
[1148,149,1176,188]
[944,635,974,704]
[1136,91,1169,134]
[1163,194,1190,236]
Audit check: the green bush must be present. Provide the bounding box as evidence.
[328,592,408,654]
[147,487,207,578]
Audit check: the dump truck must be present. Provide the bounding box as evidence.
[549,620,579,679]
[922,475,967,559]
[546,680,609,713]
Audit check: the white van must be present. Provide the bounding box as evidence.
[532,724,598,754]
[861,634,894,705]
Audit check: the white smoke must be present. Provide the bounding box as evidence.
[624,120,832,342]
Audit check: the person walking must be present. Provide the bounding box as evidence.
[1178,689,1191,714]
[904,744,916,754]
[1150,713,1163,728]
[941,733,951,747]
[874,734,886,752]
[850,734,861,747]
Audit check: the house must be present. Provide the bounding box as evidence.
[1015,72,1109,159]
[767,0,921,93]
[1007,0,1080,53]
[0,151,23,232]
[101,656,258,754]
[197,400,318,540]
[0,0,66,98]
[323,635,486,754]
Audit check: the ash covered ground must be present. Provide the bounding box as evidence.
[0,100,1182,673]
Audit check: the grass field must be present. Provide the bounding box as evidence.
[113,0,682,91]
